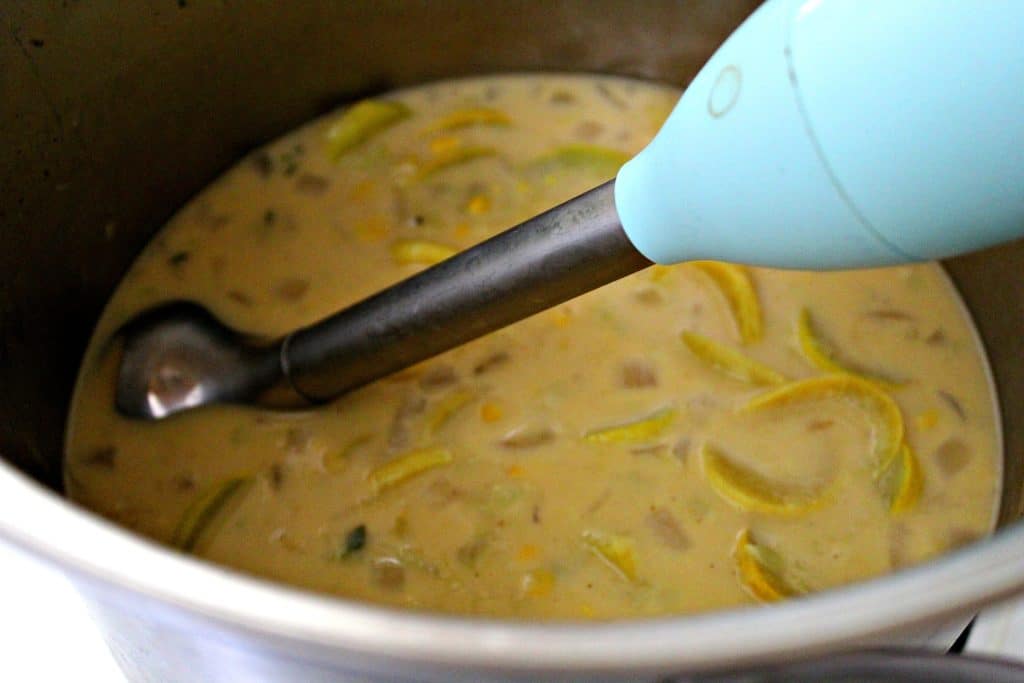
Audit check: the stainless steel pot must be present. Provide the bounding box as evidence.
[2,2,1024,681]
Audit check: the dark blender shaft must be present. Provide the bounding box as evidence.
[281,181,650,402]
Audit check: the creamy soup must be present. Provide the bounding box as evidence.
[65,74,1001,620]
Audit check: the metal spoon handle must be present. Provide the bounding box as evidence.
[281,180,650,402]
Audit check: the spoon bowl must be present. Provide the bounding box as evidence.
[115,302,284,419]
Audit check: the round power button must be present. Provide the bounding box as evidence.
[708,65,742,118]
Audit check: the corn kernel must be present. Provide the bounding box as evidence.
[521,569,555,598]
[354,215,389,243]
[915,409,940,431]
[517,544,539,561]
[480,402,503,423]
[505,464,525,478]
[466,194,491,215]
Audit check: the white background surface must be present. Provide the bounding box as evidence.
[0,540,124,682]
[0,536,1021,682]
[965,595,1024,660]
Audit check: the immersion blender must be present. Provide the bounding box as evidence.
[116,0,1024,419]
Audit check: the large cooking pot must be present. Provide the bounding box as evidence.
[3,2,1024,681]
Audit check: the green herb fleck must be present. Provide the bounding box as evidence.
[334,524,367,560]
[278,144,305,177]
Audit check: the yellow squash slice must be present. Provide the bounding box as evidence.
[324,435,373,473]
[426,107,511,132]
[745,375,918,513]
[391,239,458,266]
[527,144,630,181]
[416,145,497,180]
[876,441,924,515]
[368,447,453,494]
[732,529,802,602]
[648,264,675,283]
[690,261,762,344]
[582,529,638,581]
[745,375,904,471]
[325,100,411,160]
[701,444,824,516]
[425,390,476,434]
[583,405,676,444]
[681,332,786,386]
[171,477,253,552]
[796,308,903,389]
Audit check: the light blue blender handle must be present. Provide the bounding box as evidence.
[615,0,1024,268]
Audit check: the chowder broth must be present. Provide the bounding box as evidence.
[66,75,1001,619]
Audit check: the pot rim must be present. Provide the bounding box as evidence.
[1,461,1022,674]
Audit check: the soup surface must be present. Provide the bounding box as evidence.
[66,74,1001,620]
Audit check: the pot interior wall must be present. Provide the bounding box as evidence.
[1,0,1019,525]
